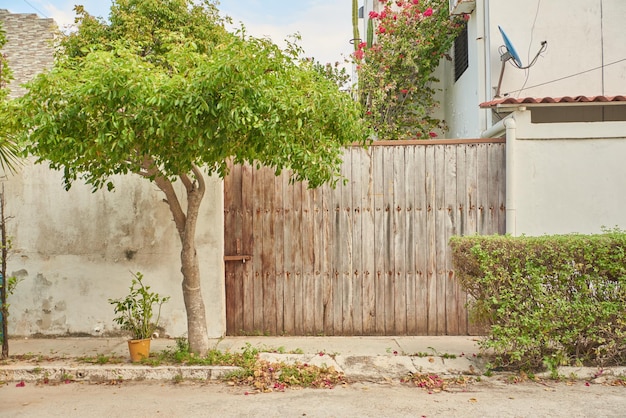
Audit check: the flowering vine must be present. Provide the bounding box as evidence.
[354,0,466,140]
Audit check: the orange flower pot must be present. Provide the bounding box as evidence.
[127,338,151,362]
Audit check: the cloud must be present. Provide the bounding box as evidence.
[223,0,354,67]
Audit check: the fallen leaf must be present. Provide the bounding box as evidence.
[469,398,477,403]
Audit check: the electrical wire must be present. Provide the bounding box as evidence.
[504,57,626,96]
[20,0,49,18]
[518,0,542,96]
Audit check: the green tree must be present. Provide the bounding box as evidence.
[353,0,465,140]
[10,0,366,353]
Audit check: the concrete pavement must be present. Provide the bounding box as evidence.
[1,336,488,383]
[3,336,624,384]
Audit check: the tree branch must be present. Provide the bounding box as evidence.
[137,155,187,241]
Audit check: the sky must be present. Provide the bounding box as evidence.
[0,0,356,72]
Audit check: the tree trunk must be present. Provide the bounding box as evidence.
[154,167,210,355]
[180,183,210,354]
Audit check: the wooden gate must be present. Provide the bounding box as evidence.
[224,139,505,336]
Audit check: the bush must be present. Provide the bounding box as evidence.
[450,232,626,371]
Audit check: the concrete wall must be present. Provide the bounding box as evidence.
[5,163,225,338]
[505,110,626,236]
[1,11,226,338]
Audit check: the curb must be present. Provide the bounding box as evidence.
[2,353,487,383]
[1,364,240,383]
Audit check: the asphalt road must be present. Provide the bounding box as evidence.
[2,378,625,418]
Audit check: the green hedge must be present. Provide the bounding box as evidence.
[450,232,626,371]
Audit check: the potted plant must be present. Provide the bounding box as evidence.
[108,272,170,362]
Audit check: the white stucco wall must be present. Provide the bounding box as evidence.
[4,161,225,338]
[444,0,626,137]
[505,110,626,236]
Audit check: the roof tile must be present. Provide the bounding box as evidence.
[479,95,626,108]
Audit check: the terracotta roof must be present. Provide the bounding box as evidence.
[480,95,626,108]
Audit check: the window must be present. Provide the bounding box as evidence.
[454,23,468,82]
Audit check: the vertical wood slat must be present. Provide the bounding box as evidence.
[282,173,295,335]
[241,163,254,334]
[444,145,459,335]
[373,147,386,335]
[393,146,407,335]
[405,146,418,335]
[261,168,277,335]
[383,147,395,334]
[351,148,364,335]
[425,146,437,334]
[274,173,285,334]
[361,148,376,334]
[224,140,506,336]
[224,161,243,334]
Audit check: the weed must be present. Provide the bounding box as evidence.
[60,373,74,382]
[77,354,124,365]
[402,372,474,392]
[172,374,183,384]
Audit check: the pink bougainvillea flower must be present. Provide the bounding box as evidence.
[401,89,409,94]
[412,0,419,4]
[358,41,368,49]
[378,26,387,34]
[353,50,364,60]
[16,381,25,387]
[429,132,438,138]
[369,11,379,19]
[423,7,433,17]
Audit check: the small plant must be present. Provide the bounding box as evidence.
[60,373,74,382]
[108,272,170,340]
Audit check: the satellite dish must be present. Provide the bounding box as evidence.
[498,26,523,67]
[494,26,547,98]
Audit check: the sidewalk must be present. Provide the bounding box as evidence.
[1,336,488,383]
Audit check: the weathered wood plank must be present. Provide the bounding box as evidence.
[293,181,304,335]
[383,147,395,334]
[425,146,437,335]
[331,153,344,335]
[241,163,255,334]
[404,146,417,335]
[273,171,285,334]
[282,173,296,335]
[351,148,364,335]
[414,146,428,334]
[455,145,469,334]
[476,144,490,235]
[301,181,316,335]
[251,166,265,333]
[313,187,325,334]
[393,146,407,334]
[444,145,459,335]
[262,167,277,335]
[224,162,236,334]
[340,149,354,334]
[322,182,334,335]
[435,145,448,335]
[361,147,376,334]
[373,147,386,335]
